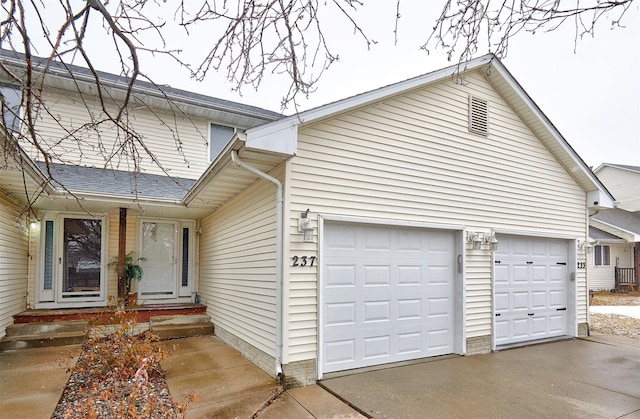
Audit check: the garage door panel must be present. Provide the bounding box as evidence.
[548,315,565,333]
[397,299,422,319]
[325,302,356,326]
[398,266,422,284]
[363,336,391,359]
[531,317,547,335]
[495,236,569,346]
[322,223,456,373]
[495,292,509,311]
[513,292,529,310]
[495,265,509,284]
[427,329,451,350]
[363,265,392,285]
[325,265,356,287]
[513,266,529,283]
[397,332,422,354]
[363,301,391,323]
[531,291,547,309]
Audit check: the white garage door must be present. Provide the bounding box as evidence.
[494,235,569,346]
[321,222,456,374]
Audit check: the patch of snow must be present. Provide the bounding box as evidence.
[589,305,640,320]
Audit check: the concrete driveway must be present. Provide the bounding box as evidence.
[320,336,640,419]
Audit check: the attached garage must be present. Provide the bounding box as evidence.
[494,235,572,347]
[319,221,461,375]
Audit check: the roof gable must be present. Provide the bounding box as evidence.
[246,54,614,209]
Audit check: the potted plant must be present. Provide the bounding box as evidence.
[109,251,146,306]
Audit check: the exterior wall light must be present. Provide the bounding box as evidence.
[298,209,314,243]
[484,230,498,252]
[467,231,483,250]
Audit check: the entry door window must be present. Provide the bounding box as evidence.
[139,221,178,298]
[62,218,103,297]
[39,215,106,304]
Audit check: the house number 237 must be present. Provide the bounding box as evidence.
[292,256,316,267]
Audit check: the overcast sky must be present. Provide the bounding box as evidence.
[65,2,640,168]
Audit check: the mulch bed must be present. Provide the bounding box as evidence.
[52,332,186,419]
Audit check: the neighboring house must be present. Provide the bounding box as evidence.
[0,51,616,387]
[587,164,640,291]
[594,164,640,212]
[588,209,640,291]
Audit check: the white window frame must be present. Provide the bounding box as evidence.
[136,218,195,301]
[36,213,108,308]
[208,122,236,161]
[594,244,611,266]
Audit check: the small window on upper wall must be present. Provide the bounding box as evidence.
[468,95,488,136]
[209,123,235,161]
[0,85,21,133]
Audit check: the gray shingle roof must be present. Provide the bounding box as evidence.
[589,226,625,241]
[0,48,283,121]
[592,208,640,235]
[38,162,196,201]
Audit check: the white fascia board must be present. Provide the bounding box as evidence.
[487,59,615,209]
[245,121,298,155]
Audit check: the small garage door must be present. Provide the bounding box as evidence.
[494,235,569,346]
[321,222,457,374]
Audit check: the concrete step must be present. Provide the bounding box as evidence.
[149,314,214,340]
[0,320,88,350]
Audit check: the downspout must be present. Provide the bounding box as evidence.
[231,150,284,378]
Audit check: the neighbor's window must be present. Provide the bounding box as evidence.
[594,245,610,266]
[209,123,235,161]
[0,85,21,132]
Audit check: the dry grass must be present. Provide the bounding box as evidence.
[590,290,640,306]
[589,291,640,340]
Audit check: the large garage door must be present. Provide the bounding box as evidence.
[494,235,569,346]
[321,222,456,374]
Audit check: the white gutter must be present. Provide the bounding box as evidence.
[230,149,284,377]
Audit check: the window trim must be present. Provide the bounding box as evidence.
[208,122,236,162]
[594,244,611,266]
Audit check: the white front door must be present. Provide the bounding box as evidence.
[138,221,178,299]
[494,235,569,346]
[321,222,457,375]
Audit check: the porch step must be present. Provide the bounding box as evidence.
[150,314,214,340]
[0,320,88,350]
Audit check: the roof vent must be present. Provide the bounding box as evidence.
[469,96,488,135]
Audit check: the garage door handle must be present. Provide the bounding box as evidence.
[556,307,567,311]
[495,313,501,317]
[528,313,534,316]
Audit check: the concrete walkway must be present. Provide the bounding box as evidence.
[162,335,364,418]
[0,335,363,418]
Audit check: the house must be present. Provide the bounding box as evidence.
[0,51,615,387]
[587,164,640,291]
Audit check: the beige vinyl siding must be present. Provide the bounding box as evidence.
[29,90,210,179]
[587,243,633,290]
[0,199,29,338]
[288,70,587,360]
[596,167,640,211]
[199,171,282,357]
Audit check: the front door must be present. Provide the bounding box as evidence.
[138,221,178,299]
[38,214,107,308]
